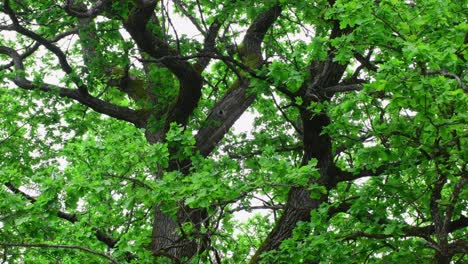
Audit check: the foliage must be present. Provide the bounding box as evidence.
[0,0,466,263]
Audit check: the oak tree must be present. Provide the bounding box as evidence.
[0,0,466,263]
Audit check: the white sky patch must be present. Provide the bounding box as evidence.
[233,110,255,135]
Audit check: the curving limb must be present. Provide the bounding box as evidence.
[0,46,143,126]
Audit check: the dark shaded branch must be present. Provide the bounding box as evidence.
[410,215,468,237]
[343,231,392,240]
[354,51,378,72]
[334,163,395,182]
[449,240,468,254]
[0,28,78,71]
[444,177,467,232]
[430,172,447,247]
[4,183,37,203]
[276,85,299,100]
[195,19,222,71]
[242,5,283,56]
[4,0,74,75]
[123,0,203,126]
[271,92,303,135]
[327,198,357,218]
[146,6,282,260]
[323,83,363,93]
[229,205,284,214]
[0,46,143,127]
[224,142,302,159]
[137,51,265,80]
[251,19,354,263]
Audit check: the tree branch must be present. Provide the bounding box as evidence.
[0,242,118,263]
[195,5,282,157]
[354,51,378,72]
[342,215,468,241]
[194,19,223,71]
[444,176,467,233]
[173,0,206,35]
[0,28,78,71]
[323,83,363,93]
[425,69,466,92]
[4,0,74,75]
[123,1,203,127]
[0,46,144,127]
[334,162,398,183]
[2,182,120,249]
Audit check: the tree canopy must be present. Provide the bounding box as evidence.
[0,0,466,263]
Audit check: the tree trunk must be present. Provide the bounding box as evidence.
[251,112,334,263]
[251,38,349,261]
[434,252,451,264]
[143,5,282,261]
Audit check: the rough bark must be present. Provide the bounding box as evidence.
[250,21,350,262]
[123,1,204,129]
[140,5,282,261]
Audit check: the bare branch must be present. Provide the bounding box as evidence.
[354,51,378,72]
[229,205,284,213]
[137,51,264,80]
[271,92,303,135]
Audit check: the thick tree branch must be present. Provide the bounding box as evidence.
[354,51,378,72]
[0,46,144,127]
[323,83,363,93]
[147,5,282,261]
[195,5,282,157]
[194,19,223,72]
[123,1,203,127]
[251,19,354,263]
